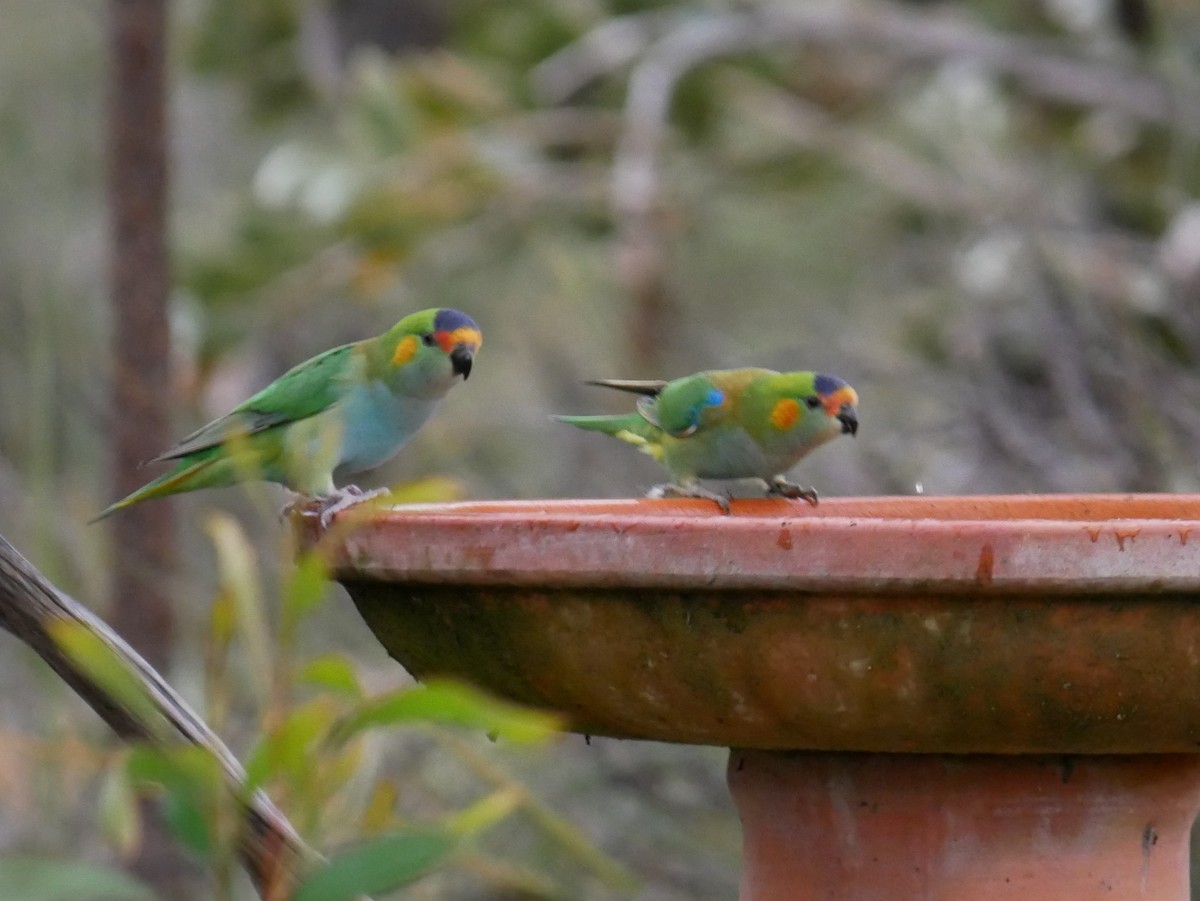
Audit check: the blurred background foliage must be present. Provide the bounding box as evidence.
[2,0,1200,897]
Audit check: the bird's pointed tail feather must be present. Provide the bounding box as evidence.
[554,412,664,460]
[90,457,217,523]
[584,379,667,397]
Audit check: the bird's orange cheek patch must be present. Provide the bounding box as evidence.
[392,335,418,366]
[770,398,800,430]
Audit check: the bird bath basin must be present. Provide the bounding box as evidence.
[300,495,1200,899]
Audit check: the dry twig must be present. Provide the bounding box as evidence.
[0,534,315,899]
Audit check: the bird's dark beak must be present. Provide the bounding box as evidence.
[451,345,474,380]
[837,404,858,436]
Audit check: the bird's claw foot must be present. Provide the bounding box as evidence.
[282,487,390,527]
[317,486,389,528]
[767,477,819,507]
[647,482,732,515]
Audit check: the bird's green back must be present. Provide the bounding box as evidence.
[649,369,768,436]
[156,344,357,462]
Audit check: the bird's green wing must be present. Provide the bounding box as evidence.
[645,372,735,438]
[153,343,356,462]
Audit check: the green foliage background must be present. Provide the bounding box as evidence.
[2,0,1200,897]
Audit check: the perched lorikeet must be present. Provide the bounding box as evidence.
[95,308,481,523]
[557,369,858,512]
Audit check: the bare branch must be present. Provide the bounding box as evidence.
[530,10,690,105]
[566,4,1196,312]
[0,534,315,898]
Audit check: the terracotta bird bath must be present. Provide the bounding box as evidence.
[300,495,1200,899]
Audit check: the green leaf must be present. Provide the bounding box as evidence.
[283,550,331,626]
[0,856,156,901]
[330,679,561,748]
[444,786,524,837]
[245,698,338,789]
[126,747,225,858]
[294,830,457,901]
[205,513,272,707]
[360,779,399,835]
[299,654,362,698]
[382,476,467,505]
[47,621,165,737]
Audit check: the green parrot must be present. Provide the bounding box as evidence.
[557,369,858,512]
[94,307,482,524]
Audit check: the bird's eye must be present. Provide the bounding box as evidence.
[804,395,822,409]
[421,332,437,347]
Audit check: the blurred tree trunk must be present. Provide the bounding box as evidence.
[108,0,194,895]
[108,0,173,667]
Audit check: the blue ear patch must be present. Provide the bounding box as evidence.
[814,373,845,396]
[433,308,479,333]
[681,388,726,432]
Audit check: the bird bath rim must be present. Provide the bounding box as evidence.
[303,493,1200,595]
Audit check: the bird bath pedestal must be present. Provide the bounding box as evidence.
[301,496,1200,900]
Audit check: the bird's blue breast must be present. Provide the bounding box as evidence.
[333,380,440,478]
